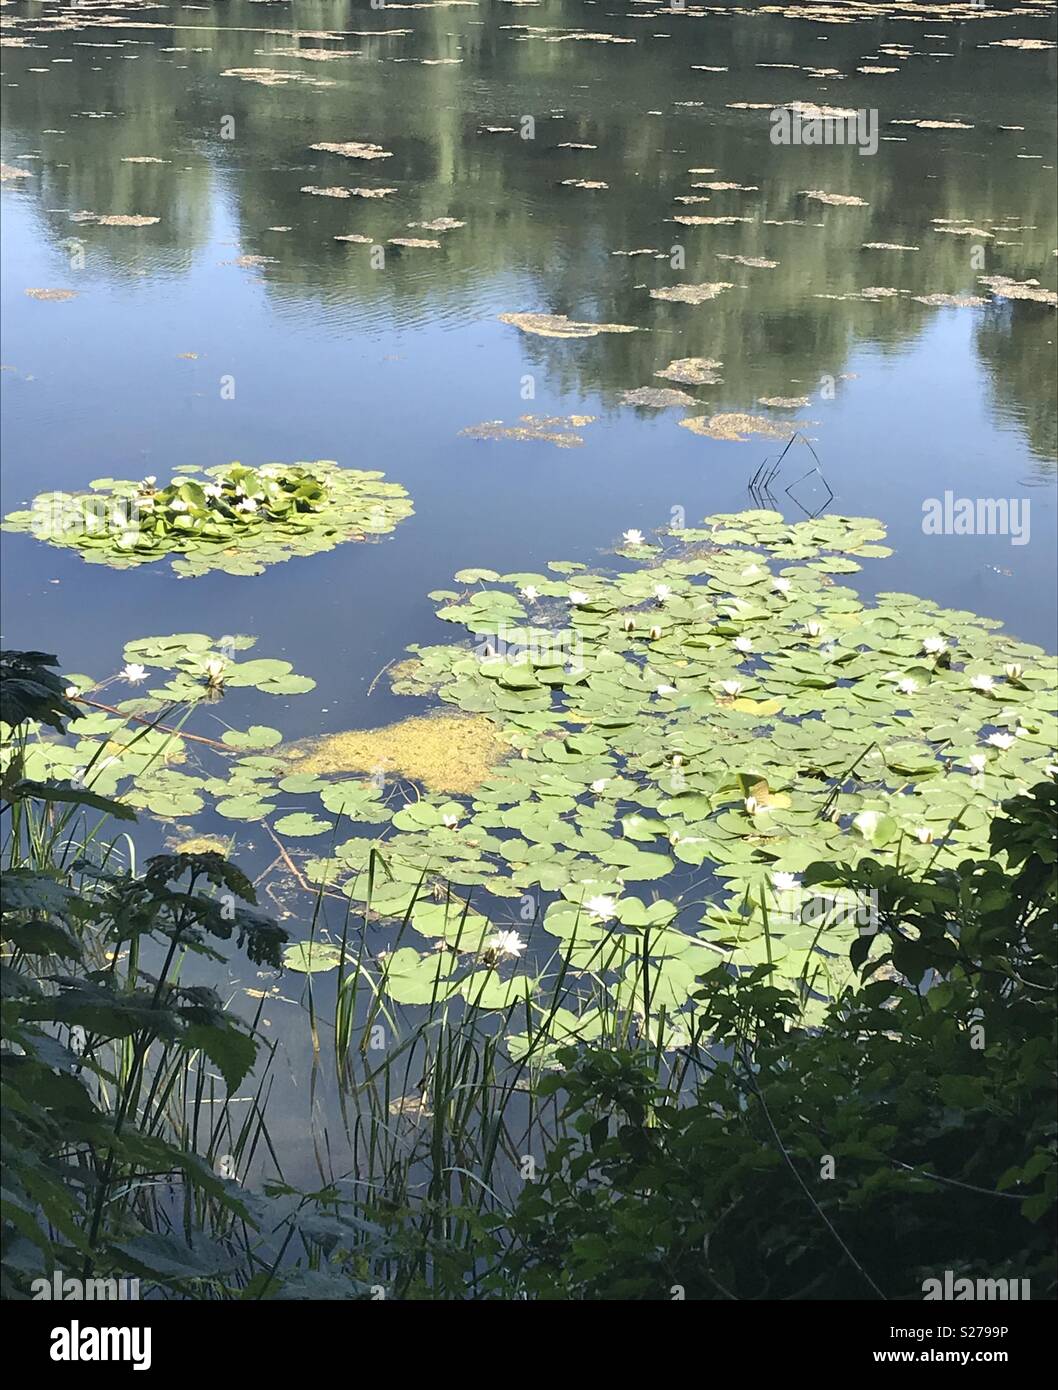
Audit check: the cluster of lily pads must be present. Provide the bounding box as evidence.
[282,511,1056,1036]
[4,632,317,819]
[7,513,1056,1049]
[2,460,413,576]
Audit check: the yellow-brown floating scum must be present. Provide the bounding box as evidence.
[280,713,511,795]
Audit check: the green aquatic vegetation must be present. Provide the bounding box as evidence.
[275,510,1055,1042]
[0,632,321,825]
[3,460,413,577]
[5,518,1055,1055]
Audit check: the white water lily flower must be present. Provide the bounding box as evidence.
[1004,663,1023,681]
[920,637,947,656]
[656,683,676,695]
[236,498,258,513]
[1046,765,1058,779]
[744,796,759,815]
[653,584,671,603]
[804,620,824,638]
[442,813,460,828]
[121,663,148,684]
[622,529,645,546]
[970,674,994,692]
[569,589,590,606]
[590,778,609,794]
[968,753,987,774]
[772,872,800,893]
[718,679,743,697]
[896,677,918,696]
[914,826,935,844]
[64,685,80,699]
[486,930,525,960]
[584,895,616,921]
[203,657,228,683]
[648,624,663,640]
[733,637,753,655]
[204,483,224,499]
[986,733,1015,751]
[168,498,190,513]
[520,585,539,602]
[771,577,792,595]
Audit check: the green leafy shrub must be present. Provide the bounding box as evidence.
[1,652,290,1296]
[497,782,1057,1300]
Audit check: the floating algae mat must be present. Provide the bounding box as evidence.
[280,713,512,796]
[3,460,413,577]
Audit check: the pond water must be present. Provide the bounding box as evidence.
[2,0,1056,1186]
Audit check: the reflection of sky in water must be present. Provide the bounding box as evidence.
[1,0,1056,1182]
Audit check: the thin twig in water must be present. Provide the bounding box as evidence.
[264,822,310,891]
[367,659,395,697]
[78,697,232,752]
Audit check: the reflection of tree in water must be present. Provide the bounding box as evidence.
[975,305,1057,471]
[3,0,1055,441]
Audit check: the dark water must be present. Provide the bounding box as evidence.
[2,0,1056,1179]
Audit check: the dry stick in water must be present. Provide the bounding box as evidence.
[265,822,311,891]
[78,697,233,752]
[366,658,395,698]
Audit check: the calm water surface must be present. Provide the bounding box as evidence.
[2,0,1056,1180]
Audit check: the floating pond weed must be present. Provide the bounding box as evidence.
[4,460,414,576]
[231,512,1056,1045]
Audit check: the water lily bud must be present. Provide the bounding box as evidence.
[1004,663,1023,681]
[648,624,663,640]
[623,616,635,632]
